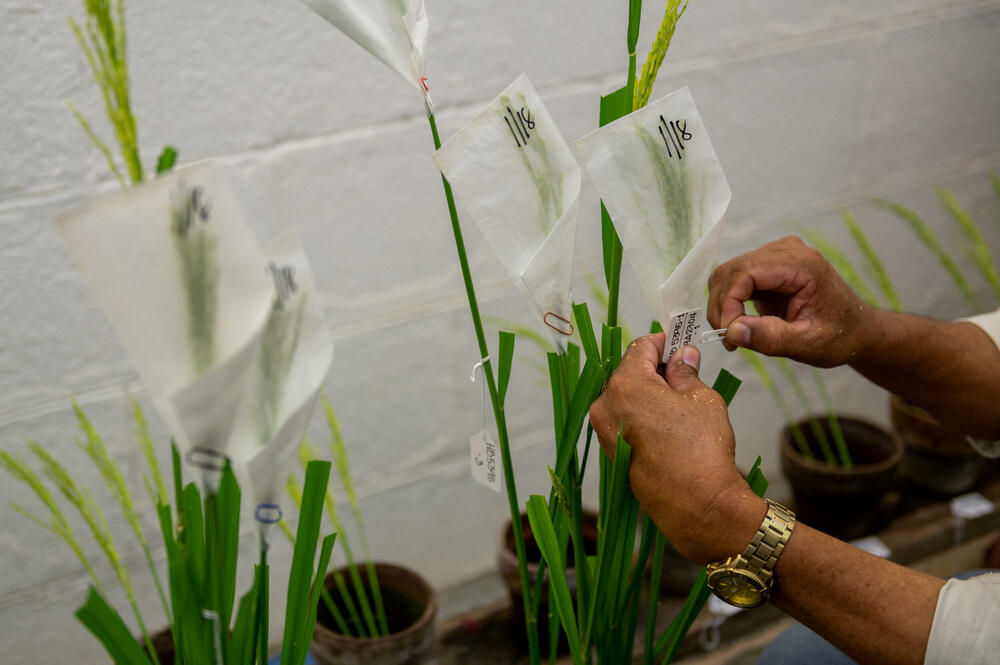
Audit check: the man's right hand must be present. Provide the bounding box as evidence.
[706,235,874,368]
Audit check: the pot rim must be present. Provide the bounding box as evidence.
[780,415,904,476]
[313,561,437,644]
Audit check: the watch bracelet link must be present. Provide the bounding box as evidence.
[737,498,796,583]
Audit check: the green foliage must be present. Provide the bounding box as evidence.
[938,187,1000,301]
[873,198,979,310]
[283,396,390,639]
[635,1,690,108]
[67,0,143,186]
[841,210,902,313]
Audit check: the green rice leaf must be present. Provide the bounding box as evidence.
[572,302,600,364]
[712,368,742,406]
[811,369,852,469]
[76,587,152,665]
[842,210,903,312]
[776,358,835,465]
[281,460,333,665]
[156,146,178,175]
[938,187,1000,301]
[873,198,979,311]
[497,330,516,402]
[526,495,583,664]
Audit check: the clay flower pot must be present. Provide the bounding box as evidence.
[781,416,903,541]
[311,562,436,665]
[890,395,984,496]
[497,509,598,650]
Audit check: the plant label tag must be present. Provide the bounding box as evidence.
[850,536,892,559]
[665,308,703,361]
[950,492,995,520]
[471,429,501,492]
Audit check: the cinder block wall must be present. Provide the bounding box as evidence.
[2,1,999,661]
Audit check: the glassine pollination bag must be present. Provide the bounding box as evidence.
[227,230,334,532]
[57,163,276,468]
[575,86,732,361]
[433,73,582,353]
[298,0,429,100]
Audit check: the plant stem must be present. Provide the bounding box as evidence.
[427,110,541,665]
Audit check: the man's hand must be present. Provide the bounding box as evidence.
[588,334,765,565]
[707,235,873,367]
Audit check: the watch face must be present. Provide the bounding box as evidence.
[707,569,768,608]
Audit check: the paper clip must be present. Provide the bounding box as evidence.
[185,447,228,472]
[544,311,575,336]
[699,328,728,344]
[254,503,283,524]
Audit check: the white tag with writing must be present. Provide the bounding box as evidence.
[664,308,703,361]
[471,429,501,492]
[850,536,892,559]
[950,492,995,520]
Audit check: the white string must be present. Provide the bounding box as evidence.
[470,355,490,431]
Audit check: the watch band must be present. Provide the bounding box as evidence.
[738,499,796,582]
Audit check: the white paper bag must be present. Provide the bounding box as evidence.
[575,87,731,359]
[227,230,334,525]
[434,74,582,352]
[57,164,275,456]
[299,0,428,95]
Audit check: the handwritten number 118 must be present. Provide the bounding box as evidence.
[505,106,536,148]
[658,115,692,159]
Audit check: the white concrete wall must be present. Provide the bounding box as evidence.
[2,0,999,661]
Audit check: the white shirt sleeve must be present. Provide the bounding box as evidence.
[962,310,1000,348]
[958,311,1000,457]
[924,573,1000,664]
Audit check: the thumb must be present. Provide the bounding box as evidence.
[726,315,802,357]
[665,346,706,393]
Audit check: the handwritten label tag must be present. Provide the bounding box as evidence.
[665,309,703,361]
[950,492,995,520]
[850,536,892,559]
[471,429,501,492]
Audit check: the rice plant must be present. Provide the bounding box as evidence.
[841,210,903,313]
[67,0,142,186]
[282,396,390,639]
[873,198,979,311]
[937,187,1000,301]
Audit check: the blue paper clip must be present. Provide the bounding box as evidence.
[699,328,728,344]
[254,503,283,524]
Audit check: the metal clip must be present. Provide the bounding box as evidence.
[184,447,228,472]
[254,503,283,524]
[699,328,728,344]
[543,311,575,336]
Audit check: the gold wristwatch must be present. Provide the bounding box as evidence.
[705,498,795,609]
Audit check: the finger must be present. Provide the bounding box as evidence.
[725,314,806,358]
[617,333,667,379]
[588,399,618,458]
[664,345,705,393]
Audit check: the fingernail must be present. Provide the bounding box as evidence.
[730,321,751,347]
[680,346,700,370]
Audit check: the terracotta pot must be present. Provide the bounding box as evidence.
[497,509,598,649]
[311,562,436,665]
[781,416,903,541]
[890,395,984,496]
